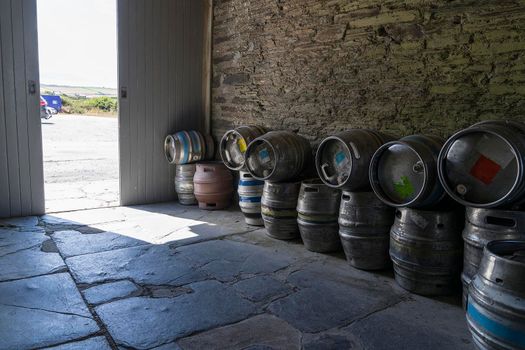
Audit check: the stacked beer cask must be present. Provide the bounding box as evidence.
[167,121,525,350]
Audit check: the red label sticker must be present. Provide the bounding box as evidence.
[470,155,502,185]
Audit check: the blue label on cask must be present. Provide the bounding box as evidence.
[335,151,346,165]
[259,149,270,163]
[467,301,525,348]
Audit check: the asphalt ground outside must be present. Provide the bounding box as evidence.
[42,114,119,213]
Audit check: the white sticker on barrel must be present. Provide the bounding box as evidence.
[475,136,515,169]
[259,148,270,164]
[410,212,429,229]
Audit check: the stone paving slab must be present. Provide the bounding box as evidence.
[0,273,100,349]
[177,314,302,350]
[344,296,473,349]
[95,280,257,349]
[0,273,91,317]
[0,216,39,227]
[267,266,406,333]
[52,230,147,258]
[301,332,362,349]
[48,204,255,252]
[0,305,99,350]
[0,228,66,282]
[175,239,297,282]
[0,227,48,255]
[66,244,208,286]
[83,280,140,305]
[233,275,293,302]
[43,336,112,350]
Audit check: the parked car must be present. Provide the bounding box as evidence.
[40,96,53,120]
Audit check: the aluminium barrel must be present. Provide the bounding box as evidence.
[296,179,341,253]
[370,134,446,208]
[164,130,215,165]
[461,207,525,307]
[438,120,525,209]
[316,129,394,191]
[193,162,233,210]
[467,240,525,350]
[389,207,464,296]
[220,126,267,171]
[261,181,301,240]
[238,171,264,226]
[245,131,312,182]
[338,191,395,270]
[175,164,197,205]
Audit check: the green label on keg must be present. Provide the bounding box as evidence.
[394,176,414,199]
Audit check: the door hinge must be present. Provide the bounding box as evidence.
[28,80,36,95]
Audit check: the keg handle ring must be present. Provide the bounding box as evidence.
[321,163,336,181]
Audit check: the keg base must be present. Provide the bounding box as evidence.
[298,222,341,253]
[262,216,300,240]
[393,265,459,296]
[198,201,230,210]
[265,230,300,240]
[302,238,342,253]
[340,234,390,271]
[245,217,264,226]
[178,198,197,206]
[345,256,391,271]
[461,273,472,310]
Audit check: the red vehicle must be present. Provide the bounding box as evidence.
[40,96,53,119]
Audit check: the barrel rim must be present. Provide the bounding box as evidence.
[369,140,430,208]
[220,129,248,171]
[437,127,522,208]
[245,138,278,180]
[315,135,354,188]
[484,239,525,268]
[164,135,176,164]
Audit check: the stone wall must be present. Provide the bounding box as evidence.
[211,0,525,145]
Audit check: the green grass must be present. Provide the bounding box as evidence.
[60,95,118,115]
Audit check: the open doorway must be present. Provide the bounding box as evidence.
[37,0,119,213]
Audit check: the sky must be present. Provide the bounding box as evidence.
[37,0,117,88]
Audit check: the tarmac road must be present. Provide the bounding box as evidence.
[42,114,119,212]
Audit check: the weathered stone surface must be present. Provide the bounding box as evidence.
[0,273,91,317]
[0,228,66,281]
[52,230,147,258]
[150,343,182,350]
[0,227,47,255]
[268,267,405,332]
[344,296,474,349]
[211,0,525,145]
[95,280,257,349]
[177,314,301,350]
[50,206,254,250]
[233,275,292,302]
[0,305,99,350]
[176,239,296,282]
[44,336,112,350]
[66,244,207,286]
[0,273,98,349]
[0,216,39,227]
[83,280,140,305]
[302,333,362,350]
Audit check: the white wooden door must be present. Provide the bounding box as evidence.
[117,0,210,206]
[0,0,44,218]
